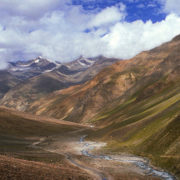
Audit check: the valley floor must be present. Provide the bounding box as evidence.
[40,134,177,180]
[0,107,178,180]
[0,133,164,180]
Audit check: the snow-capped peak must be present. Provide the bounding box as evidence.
[34,59,40,63]
[37,56,43,59]
[8,56,57,73]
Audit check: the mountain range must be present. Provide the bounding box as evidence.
[0,56,119,111]
[28,34,180,178]
[0,35,180,179]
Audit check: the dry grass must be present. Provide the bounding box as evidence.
[0,155,92,180]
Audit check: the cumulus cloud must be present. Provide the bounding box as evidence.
[0,0,180,67]
[102,14,180,59]
[160,0,180,15]
[0,0,70,19]
[88,6,125,27]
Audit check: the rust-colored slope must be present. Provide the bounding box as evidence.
[29,35,180,123]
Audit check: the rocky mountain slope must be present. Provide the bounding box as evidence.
[8,56,59,80]
[29,35,180,123]
[28,35,180,178]
[0,56,119,111]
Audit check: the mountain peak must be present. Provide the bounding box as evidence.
[7,56,57,79]
[37,56,43,59]
[33,56,50,63]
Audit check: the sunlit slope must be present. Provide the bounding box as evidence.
[91,96,180,177]
[30,35,180,124]
[90,80,180,148]
[90,74,180,178]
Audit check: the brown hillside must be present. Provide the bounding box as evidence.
[29,35,180,124]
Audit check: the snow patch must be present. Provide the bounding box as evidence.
[78,58,95,67]
[34,59,40,63]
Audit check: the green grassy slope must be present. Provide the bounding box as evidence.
[90,81,180,178]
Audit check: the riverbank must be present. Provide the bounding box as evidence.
[80,136,176,180]
[41,134,168,180]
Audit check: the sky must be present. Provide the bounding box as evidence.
[1,0,180,68]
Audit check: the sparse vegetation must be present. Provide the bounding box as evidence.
[0,34,180,179]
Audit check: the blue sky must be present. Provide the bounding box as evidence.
[72,0,166,22]
[0,0,180,68]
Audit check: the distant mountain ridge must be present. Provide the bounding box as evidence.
[8,56,59,80]
[0,56,119,111]
[7,55,114,78]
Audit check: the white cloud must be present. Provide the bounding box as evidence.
[159,0,180,15]
[0,1,180,67]
[0,0,70,19]
[88,6,125,27]
[102,14,180,59]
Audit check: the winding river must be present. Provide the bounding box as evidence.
[80,135,176,180]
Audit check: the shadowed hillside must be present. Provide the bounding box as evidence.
[0,71,21,99]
